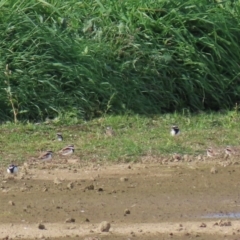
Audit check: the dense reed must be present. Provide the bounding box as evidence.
[0,0,240,121]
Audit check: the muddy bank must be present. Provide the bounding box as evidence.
[0,161,240,239]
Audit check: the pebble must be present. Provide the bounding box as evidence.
[38,223,46,230]
[67,182,74,189]
[99,221,111,232]
[84,237,100,240]
[218,220,232,227]
[8,201,15,206]
[200,222,207,228]
[65,218,75,223]
[120,177,128,182]
[54,178,62,185]
[85,184,94,190]
[124,209,131,214]
[210,167,218,174]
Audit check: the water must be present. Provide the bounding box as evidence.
[202,212,240,219]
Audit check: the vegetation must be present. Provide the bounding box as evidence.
[0,111,240,166]
[0,0,240,121]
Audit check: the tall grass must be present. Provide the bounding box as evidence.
[0,0,240,121]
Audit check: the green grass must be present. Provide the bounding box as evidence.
[1,111,240,167]
[1,0,240,121]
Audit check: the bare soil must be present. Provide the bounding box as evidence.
[1,159,240,240]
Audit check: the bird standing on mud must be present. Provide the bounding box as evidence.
[7,164,18,174]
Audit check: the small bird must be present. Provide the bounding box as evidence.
[57,133,63,141]
[225,146,238,157]
[207,147,219,158]
[171,125,180,136]
[59,145,74,156]
[7,164,18,174]
[39,150,53,161]
[105,126,115,137]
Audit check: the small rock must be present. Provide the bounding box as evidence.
[210,167,218,174]
[65,218,75,223]
[200,223,207,228]
[68,226,76,230]
[38,234,45,239]
[84,237,100,240]
[67,182,74,189]
[124,209,130,215]
[85,184,94,190]
[20,187,27,192]
[23,208,27,212]
[219,220,232,227]
[177,227,183,231]
[54,178,62,185]
[99,221,111,232]
[98,188,103,192]
[8,201,15,206]
[120,177,128,182]
[38,223,46,230]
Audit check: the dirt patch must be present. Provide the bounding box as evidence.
[0,161,240,239]
[1,221,240,239]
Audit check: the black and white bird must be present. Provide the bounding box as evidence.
[59,145,74,156]
[57,133,63,141]
[7,164,18,174]
[39,150,53,161]
[171,125,180,136]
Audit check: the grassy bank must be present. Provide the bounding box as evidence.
[0,111,239,166]
[0,0,240,121]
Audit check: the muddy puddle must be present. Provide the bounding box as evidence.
[203,212,240,219]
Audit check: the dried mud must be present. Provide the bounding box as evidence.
[0,159,240,240]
